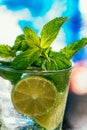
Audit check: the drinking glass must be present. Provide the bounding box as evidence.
[0,64,72,130]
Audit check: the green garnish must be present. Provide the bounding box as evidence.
[11,48,41,69]
[0,44,12,58]
[0,17,87,71]
[11,34,29,55]
[40,17,68,49]
[60,38,87,59]
[24,27,41,48]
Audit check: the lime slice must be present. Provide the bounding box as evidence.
[11,76,57,117]
[34,92,67,130]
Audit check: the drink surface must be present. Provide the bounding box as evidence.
[0,17,87,130]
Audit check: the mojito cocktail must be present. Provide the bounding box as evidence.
[0,17,87,130]
[0,65,71,130]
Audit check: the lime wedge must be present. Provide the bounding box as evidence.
[34,92,67,130]
[11,76,57,117]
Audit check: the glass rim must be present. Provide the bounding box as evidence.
[0,64,72,74]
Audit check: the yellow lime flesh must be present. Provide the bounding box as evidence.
[11,76,57,117]
[35,92,67,130]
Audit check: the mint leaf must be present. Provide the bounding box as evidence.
[33,56,45,67]
[14,34,28,51]
[40,17,68,49]
[24,27,41,48]
[33,47,52,67]
[48,51,72,70]
[42,59,58,70]
[42,52,71,70]
[0,44,12,58]
[11,34,29,56]
[60,38,87,59]
[0,65,21,84]
[11,48,41,69]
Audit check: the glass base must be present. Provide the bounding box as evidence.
[0,122,62,130]
[0,123,42,130]
[0,118,45,130]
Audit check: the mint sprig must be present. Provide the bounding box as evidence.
[24,27,41,48]
[11,48,41,69]
[0,17,87,71]
[49,52,72,70]
[60,38,87,59]
[0,44,12,58]
[11,34,29,56]
[11,17,68,70]
[40,17,68,48]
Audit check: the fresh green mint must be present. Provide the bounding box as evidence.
[11,34,29,55]
[60,38,87,59]
[11,48,41,69]
[48,52,72,70]
[40,17,68,49]
[24,27,41,48]
[0,44,12,58]
[0,17,87,71]
[11,17,69,70]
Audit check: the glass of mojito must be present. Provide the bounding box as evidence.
[0,65,71,130]
[0,17,87,130]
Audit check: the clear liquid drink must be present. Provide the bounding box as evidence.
[0,65,71,130]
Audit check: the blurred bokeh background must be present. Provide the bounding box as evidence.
[0,0,87,129]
